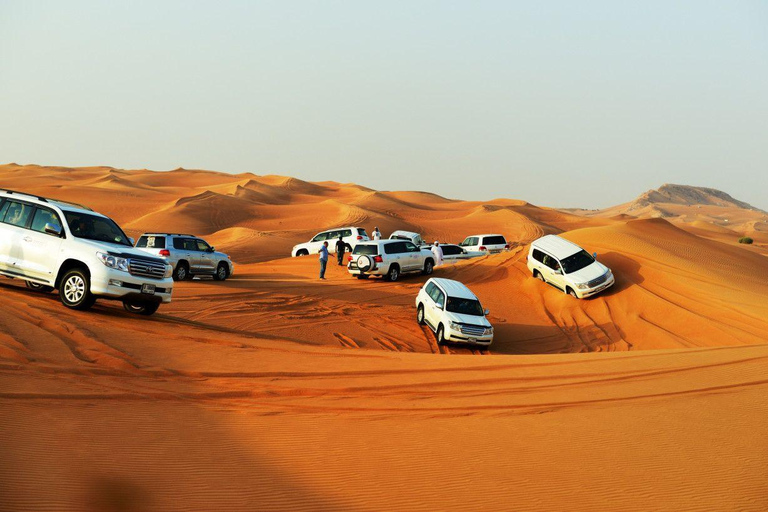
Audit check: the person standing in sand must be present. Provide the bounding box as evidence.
[335,235,347,266]
[319,241,329,279]
[372,227,382,240]
[431,241,444,267]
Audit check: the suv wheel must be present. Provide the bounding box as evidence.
[59,268,96,310]
[436,324,446,345]
[387,265,400,282]
[296,249,309,257]
[568,288,578,299]
[173,263,189,281]
[417,304,425,325]
[422,259,434,275]
[213,263,228,281]
[535,270,545,282]
[123,300,160,316]
[26,281,54,293]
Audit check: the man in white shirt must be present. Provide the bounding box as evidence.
[372,227,382,240]
[431,241,444,267]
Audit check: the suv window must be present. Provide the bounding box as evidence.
[341,229,352,237]
[173,237,185,250]
[404,241,419,252]
[431,287,446,307]
[0,200,10,221]
[195,239,211,252]
[384,242,406,254]
[137,235,166,249]
[30,208,62,235]
[183,239,198,251]
[353,244,378,255]
[483,235,506,245]
[2,201,34,228]
[311,232,330,242]
[442,245,460,256]
[543,254,561,271]
[425,282,437,299]
[357,228,368,238]
[532,248,546,263]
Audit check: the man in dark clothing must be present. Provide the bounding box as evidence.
[335,235,347,266]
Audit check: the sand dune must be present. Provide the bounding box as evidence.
[1,164,767,511]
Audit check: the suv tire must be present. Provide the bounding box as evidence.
[173,262,189,281]
[417,304,425,325]
[568,288,578,298]
[26,281,54,293]
[436,324,446,345]
[422,259,434,275]
[213,263,228,281]
[296,249,309,257]
[387,264,400,282]
[59,268,96,311]
[123,300,160,316]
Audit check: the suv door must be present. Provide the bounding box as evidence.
[22,206,65,282]
[384,241,407,270]
[308,231,329,255]
[427,285,446,327]
[195,238,215,273]
[173,237,195,270]
[403,241,420,271]
[0,200,36,274]
[182,238,202,272]
[0,199,13,271]
[542,253,565,290]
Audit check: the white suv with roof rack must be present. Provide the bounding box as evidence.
[415,278,493,346]
[135,233,234,281]
[0,189,173,315]
[459,234,510,254]
[291,226,369,257]
[347,239,435,281]
[527,234,614,299]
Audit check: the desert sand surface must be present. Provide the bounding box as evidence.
[1,164,767,511]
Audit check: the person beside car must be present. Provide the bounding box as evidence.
[372,227,382,240]
[335,235,347,266]
[319,241,329,279]
[431,241,444,267]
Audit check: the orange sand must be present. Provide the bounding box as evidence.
[1,164,767,511]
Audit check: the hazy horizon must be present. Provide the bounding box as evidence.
[1,1,766,210]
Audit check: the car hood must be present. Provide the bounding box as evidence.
[75,239,166,264]
[567,261,609,283]
[213,251,230,261]
[444,311,491,327]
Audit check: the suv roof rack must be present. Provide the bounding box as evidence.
[0,188,93,211]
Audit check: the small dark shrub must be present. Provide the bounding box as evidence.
[738,237,754,244]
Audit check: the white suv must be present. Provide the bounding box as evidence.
[415,278,493,346]
[459,234,510,254]
[0,189,173,315]
[347,239,435,281]
[527,234,615,299]
[291,227,369,257]
[135,233,234,281]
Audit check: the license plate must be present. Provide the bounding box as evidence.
[349,263,358,269]
[141,284,156,295]
[467,338,477,343]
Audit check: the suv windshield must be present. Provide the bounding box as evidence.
[353,244,378,255]
[446,297,484,316]
[560,249,595,274]
[64,212,132,247]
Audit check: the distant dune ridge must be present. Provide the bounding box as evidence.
[1,163,768,511]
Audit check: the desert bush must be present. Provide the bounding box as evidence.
[738,237,754,244]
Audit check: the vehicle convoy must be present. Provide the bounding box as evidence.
[459,234,510,254]
[347,239,435,281]
[135,233,234,281]
[415,278,493,346]
[292,227,369,257]
[0,189,173,315]
[527,234,614,298]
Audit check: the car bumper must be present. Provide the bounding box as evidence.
[90,268,173,303]
[445,328,493,345]
[347,263,387,276]
[577,274,615,298]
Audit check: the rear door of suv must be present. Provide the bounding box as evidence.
[22,205,65,282]
[194,238,216,273]
[0,199,36,275]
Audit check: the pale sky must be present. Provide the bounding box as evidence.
[1,1,766,209]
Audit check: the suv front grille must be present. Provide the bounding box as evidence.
[586,272,609,289]
[129,258,166,280]
[459,324,486,336]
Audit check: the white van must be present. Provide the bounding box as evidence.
[459,234,509,254]
[415,278,493,346]
[527,235,614,299]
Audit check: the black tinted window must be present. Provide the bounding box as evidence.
[173,237,185,249]
[2,201,34,228]
[353,244,378,255]
[195,239,210,252]
[543,254,560,271]
[183,239,198,251]
[404,242,418,252]
[442,245,460,256]
[0,200,11,223]
[384,242,406,254]
[30,208,62,234]
[446,297,484,316]
[357,228,368,237]
[425,282,437,299]
[342,229,352,237]
[532,248,546,263]
[138,235,166,249]
[483,236,506,245]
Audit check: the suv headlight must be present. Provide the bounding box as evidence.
[97,251,129,272]
[449,321,462,331]
[164,264,173,278]
[483,327,494,335]
[576,282,590,290]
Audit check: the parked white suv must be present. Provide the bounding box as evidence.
[347,239,435,281]
[415,278,493,346]
[135,233,234,281]
[0,189,173,315]
[527,234,614,299]
[291,227,369,257]
[459,234,510,254]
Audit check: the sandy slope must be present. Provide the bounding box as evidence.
[1,165,768,511]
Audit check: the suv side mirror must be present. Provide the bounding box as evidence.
[129,237,135,245]
[44,222,63,237]
[592,252,597,259]
[484,309,490,316]
[436,302,444,309]
[208,246,215,253]
[554,268,563,275]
